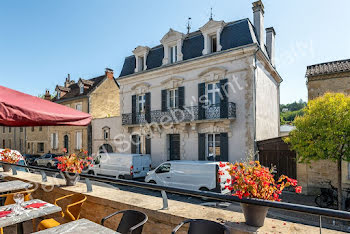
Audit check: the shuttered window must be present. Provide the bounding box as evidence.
[76,131,82,150]
[51,133,58,149]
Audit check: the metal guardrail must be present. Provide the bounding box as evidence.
[2,162,350,226]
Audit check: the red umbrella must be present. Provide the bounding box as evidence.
[0,85,92,126]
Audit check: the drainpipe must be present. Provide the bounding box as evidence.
[253,46,259,161]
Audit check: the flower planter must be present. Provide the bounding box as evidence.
[240,203,269,227]
[62,172,80,186]
[2,164,12,172]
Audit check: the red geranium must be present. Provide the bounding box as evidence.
[221,161,301,201]
[56,149,92,174]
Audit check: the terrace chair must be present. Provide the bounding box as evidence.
[101,209,148,234]
[37,193,87,231]
[0,189,36,234]
[172,219,230,234]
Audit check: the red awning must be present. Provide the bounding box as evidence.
[0,85,92,126]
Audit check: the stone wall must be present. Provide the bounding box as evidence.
[91,116,122,155]
[0,127,26,154]
[26,126,50,154]
[307,72,350,100]
[89,77,120,119]
[297,160,350,195]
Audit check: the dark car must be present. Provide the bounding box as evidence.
[23,154,41,166]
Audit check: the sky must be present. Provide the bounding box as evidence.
[0,0,349,104]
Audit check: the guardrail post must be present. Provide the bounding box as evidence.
[160,190,169,210]
[85,178,92,193]
[319,215,322,234]
[40,171,47,182]
[11,166,17,175]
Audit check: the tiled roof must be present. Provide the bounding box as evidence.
[119,18,256,78]
[53,75,105,102]
[56,86,70,92]
[306,59,350,77]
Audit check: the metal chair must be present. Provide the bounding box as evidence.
[37,193,87,231]
[101,209,148,234]
[172,219,230,234]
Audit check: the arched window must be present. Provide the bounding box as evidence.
[102,126,110,140]
[64,135,69,153]
[99,144,113,153]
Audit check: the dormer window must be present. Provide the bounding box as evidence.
[139,56,145,71]
[79,84,84,94]
[161,29,184,65]
[200,20,225,55]
[133,46,150,73]
[57,91,60,100]
[210,35,217,53]
[170,45,178,64]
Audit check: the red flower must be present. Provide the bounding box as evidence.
[295,186,302,193]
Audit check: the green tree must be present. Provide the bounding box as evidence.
[285,93,350,210]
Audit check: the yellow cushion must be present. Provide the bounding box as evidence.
[39,218,61,229]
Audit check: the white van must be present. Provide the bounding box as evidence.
[145,161,231,194]
[88,153,152,179]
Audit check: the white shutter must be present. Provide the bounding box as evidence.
[50,133,54,149]
[76,132,82,150]
[55,133,58,149]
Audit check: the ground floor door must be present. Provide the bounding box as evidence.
[169,134,180,160]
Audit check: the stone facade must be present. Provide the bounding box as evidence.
[25,126,49,155]
[297,160,350,195]
[304,59,350,193]
[91,116,122,156]
[0,126,26,154]
[118,2,281,166]
[26,69,120,156]
[307,72,350,100]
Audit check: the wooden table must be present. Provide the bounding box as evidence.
[33,218,117,234]
[0,199,61,234]
[0,180,32,193]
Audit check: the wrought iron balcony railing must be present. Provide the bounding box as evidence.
[122,102,236,125]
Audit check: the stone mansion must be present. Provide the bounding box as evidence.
[118,0,281,166]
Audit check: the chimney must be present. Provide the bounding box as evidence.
[252,0,265,48]
[266,27,276,67]
[105,68,114,79]
[44,90,51,101]
[65,74,71,87]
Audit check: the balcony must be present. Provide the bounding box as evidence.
[122,102,236,125]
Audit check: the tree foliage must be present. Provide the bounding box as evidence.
[286,93,350,163]
[280,99,306,125]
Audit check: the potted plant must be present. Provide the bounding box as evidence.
[56,149,92,186]
[220,161,302,227]
[0,148,21,172]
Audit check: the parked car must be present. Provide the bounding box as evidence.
[23,154,41,165]
[34,153,62,168]
[88,153,152,179]
[145,161,231,194]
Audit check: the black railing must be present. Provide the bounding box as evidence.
[122,102,236,125]
[3,161,350,223]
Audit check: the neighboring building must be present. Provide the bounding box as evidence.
[118,1,281,166]
[25,126,49,155]
[279,124,295,137]
[0,126,26,154]
[42,69,120,155]
[306,59,350,100]
[305,59,350,193]
[91,116,122,155]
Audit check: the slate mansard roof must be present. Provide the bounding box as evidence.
[119,18,257,78]
[306,59,350,77]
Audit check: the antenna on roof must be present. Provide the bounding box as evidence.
[209,7,213,20]
[187,17,192,34]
